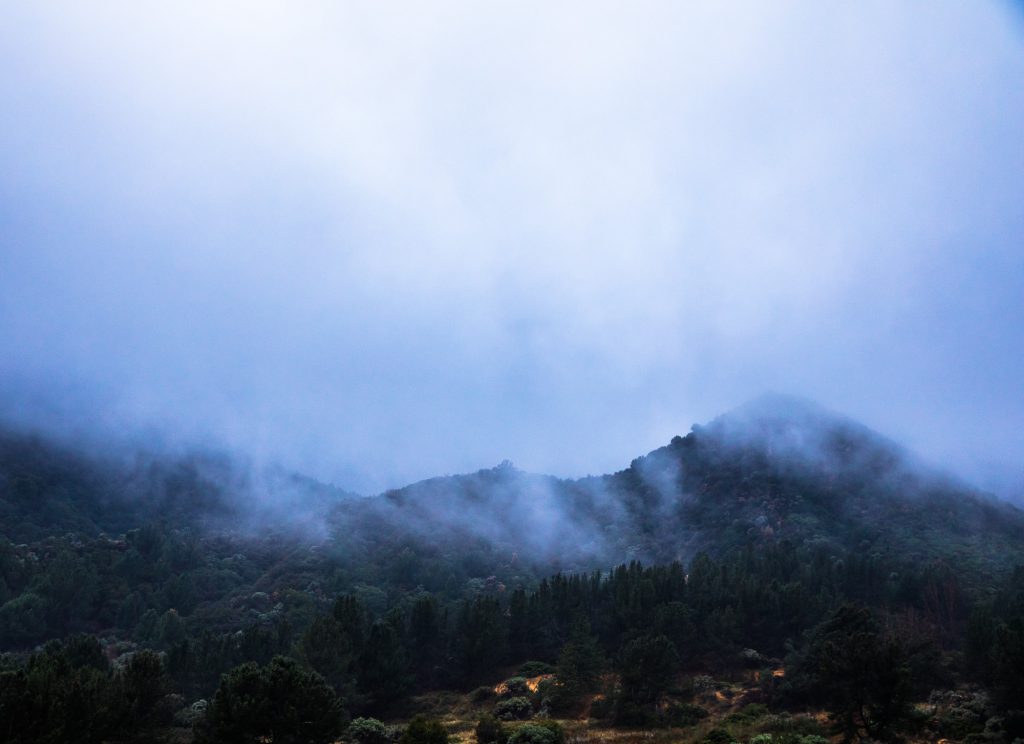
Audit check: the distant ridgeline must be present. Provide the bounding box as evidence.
[2,395,1023,634]
[1,397,1023,742]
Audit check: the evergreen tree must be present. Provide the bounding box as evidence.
[196,656,346,744]
[617,634,678,705]
[333,595,367,649]
[555,618,604,702]
[785,604,911,741]
[456,597,507,682]
[358,620,412,710]
[302,615,357,697]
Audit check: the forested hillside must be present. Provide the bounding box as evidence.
[1,397,1023,743]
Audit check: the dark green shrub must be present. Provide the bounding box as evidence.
[475,715,508,744]
[494,696,533,721]
[533,720,564,744]
[399,716,448,744]
[502,677,530,696]
[938,706,985,739]
[700,729,738,744]
[507,725,554,744]
[349,717,388,744]
[507,721,564,744]
[759,714,828,737]
[665,702,709,727]
[471,685,497,703]
[726,703,769,723]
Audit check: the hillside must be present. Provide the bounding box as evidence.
[623,395,1024,581]
[0,429,354,544]
[1,395,1021,655]
[3,396,1023,601]
[322,395,1024,588]
[2,398,1024,742]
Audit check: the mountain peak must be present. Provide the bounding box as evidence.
[687,394,911,480]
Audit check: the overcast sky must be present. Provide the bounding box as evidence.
[1,2,1022,495]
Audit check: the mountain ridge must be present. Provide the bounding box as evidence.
[2,396,1023,659]
[2,397,1022,584]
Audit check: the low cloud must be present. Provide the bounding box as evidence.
[1,2,1022,495]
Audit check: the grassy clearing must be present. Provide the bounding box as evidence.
[398,670,835,744]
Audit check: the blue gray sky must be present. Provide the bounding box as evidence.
[1,2,1023,496]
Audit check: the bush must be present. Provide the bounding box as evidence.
[726,704,769,723]
[508,725,555,744]
[494,696,533,721]
[399,716,448,744]
[349,717,388,744]
[475,715,507,744]
[938,706,986,739]
[0,593,50,645]
[471,686,496,703]
[665,702,709,727]
[507,721,564,744]
[534,720,565,744]
[540,680,577,716]
[502,677,530,696]
[758,714,828,738]
[701,729,738,744]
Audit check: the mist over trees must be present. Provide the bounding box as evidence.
[3,2,1023,742]
[1,398,1024,741]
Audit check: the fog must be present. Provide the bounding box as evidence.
[1,2,1023,498]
